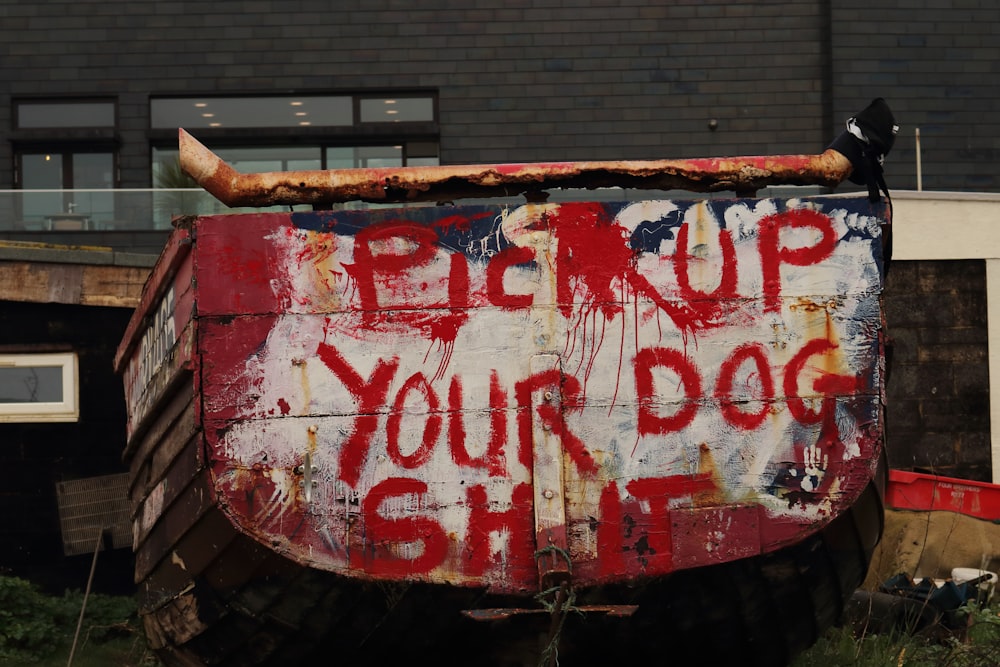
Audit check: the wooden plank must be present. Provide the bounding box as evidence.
[115,228,192,372]
[0,251,152,307]
[78,264,151,307]
[134,468,215,584]
[133,430,204,550]
[127,385,196,492]
[138,509,239,613]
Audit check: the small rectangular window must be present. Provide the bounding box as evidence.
[326,145,403,169]
[151,96,354,129]
[0,353,79,422]
[359,96,434,123]
[16,101,116,129]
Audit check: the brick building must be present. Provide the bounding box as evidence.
[0,0,997,591]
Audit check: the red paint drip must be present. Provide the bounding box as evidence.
[431,211,491,234]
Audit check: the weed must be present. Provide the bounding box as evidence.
[793,600,1000,667]
[0,575,156,666]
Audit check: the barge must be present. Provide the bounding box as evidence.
[116,113,893,666]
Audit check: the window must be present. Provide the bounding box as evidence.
[151,96,354,129]
[359,96,435,124]
[150,93,435,130]
[13,98,118,230]
[149,93,439,222]
[18,151,115,229]
[0,353,79,423]
[150,94,440,177]
[15,100,115,129]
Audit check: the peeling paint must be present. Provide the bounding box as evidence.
[130,195,887,595]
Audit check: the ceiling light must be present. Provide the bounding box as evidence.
[290,101,304,106]
[386,109,398,115]
[194,102,208,108]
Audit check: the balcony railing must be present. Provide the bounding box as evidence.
[0,189,317,232]
[0,184,836,234]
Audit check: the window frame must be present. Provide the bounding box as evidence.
[0,352,80,423]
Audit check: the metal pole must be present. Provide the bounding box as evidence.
[915,127,923,191]
[67,529,104,667]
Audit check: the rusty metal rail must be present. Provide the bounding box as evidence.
[178,128,854,207]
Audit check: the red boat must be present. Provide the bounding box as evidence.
[115,129,889,666]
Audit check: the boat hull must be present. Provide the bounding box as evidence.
[116,195,889,665]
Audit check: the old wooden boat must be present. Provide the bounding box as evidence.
[115,126,891,666]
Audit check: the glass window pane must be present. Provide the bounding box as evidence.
[152,148,197,189]
[0,353,78,422]
[325,146,402,169]
[151,96,353,129]
[22,153,63,188]
[325,147,357,170]
[360,97,434,123]
[16,101,115,128]
[407,156,440,166]
[20,153,64,224]
[72,153,115,223]
[218,146,322,172]
[356,145,403,168]
[0,366,62,403]
[73,153,114,188]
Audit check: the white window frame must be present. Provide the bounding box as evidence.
[0,352,79,423]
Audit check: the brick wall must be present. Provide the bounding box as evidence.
[3,0,995,190]
[883,259,991,481]
[830,1,1000,192]
[0,0,829,187]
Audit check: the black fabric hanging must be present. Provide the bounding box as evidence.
[827,98,898,277]
[827,97,898,204]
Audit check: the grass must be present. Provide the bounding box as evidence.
[0,575,160,666]
[30,634,160,667]
[792,600,1000,667]
[2,573,998,666]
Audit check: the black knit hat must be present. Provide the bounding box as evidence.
[827,98,899,202]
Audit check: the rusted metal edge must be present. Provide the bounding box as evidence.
[461,604,639,622]
[178,128,854,207]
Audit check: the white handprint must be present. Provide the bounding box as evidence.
[800,444,828,493]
